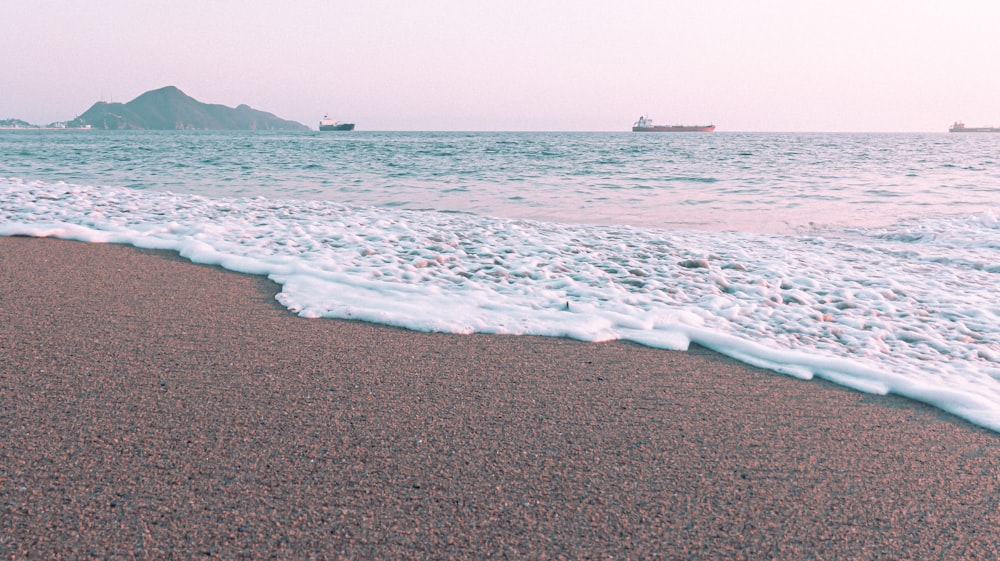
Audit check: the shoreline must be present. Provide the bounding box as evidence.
[1,236,997,559]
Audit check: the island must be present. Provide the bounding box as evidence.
[63,86,309,131]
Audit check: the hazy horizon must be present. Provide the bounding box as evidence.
[4,1,999,132]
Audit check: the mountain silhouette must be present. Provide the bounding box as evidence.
[69,86,309,131]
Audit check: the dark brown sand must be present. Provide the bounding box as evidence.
[1,236,998,560]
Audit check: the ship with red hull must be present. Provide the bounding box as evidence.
[949,121,1000,133]
[632,115,715,132]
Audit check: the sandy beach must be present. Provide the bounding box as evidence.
[1,235,997,559]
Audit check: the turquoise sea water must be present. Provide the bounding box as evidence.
[3,130,1000,431]
[7,130,1000,233]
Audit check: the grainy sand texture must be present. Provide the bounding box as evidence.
[1,236,998,560]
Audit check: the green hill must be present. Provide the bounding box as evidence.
[68,86,309,131]
[0,118,39,128]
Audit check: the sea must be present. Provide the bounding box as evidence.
[2,129,1000,433]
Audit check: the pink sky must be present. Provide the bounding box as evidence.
[3,0,998,131]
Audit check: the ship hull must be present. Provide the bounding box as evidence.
[320,123,355,131]
[632,124,715,132]
[949,127,1000,133]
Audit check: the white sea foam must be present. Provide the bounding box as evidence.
[3,177,1000,432]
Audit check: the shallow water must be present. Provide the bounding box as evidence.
[6,130,1000,233]
[2,130,1000,431]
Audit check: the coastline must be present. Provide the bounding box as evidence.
[1,236,997,558]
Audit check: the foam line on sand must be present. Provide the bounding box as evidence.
[1,236,997,559]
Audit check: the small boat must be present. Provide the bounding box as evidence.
[319,115,355,131]
[632,115,715,132]
[949,121,1000,133]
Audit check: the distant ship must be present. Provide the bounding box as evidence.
[319,115,355,131]
[949,121,1000,133]
[632,115,715,132]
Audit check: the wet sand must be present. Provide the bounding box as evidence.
[1,236,997,560]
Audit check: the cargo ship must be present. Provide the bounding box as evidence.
[632,115,715,132]
[949,121,1000,133]
[319,115,355,131]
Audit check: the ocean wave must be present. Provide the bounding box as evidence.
[3,176,1000,433]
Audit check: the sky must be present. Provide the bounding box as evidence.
[3,0,999,132]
